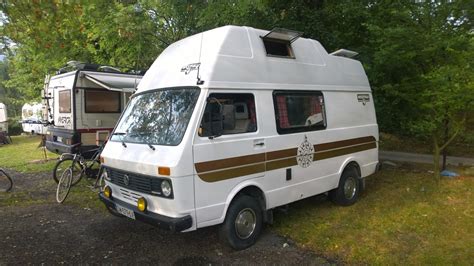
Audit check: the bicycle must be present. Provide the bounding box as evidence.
[55,143,105,203]
[0,168,13,192]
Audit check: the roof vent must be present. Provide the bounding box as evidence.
[261,28,303,58]
[330,49,359,58]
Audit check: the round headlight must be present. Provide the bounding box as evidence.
[137,197,147,212]
[104,186,112,198]
[161,180,172,197]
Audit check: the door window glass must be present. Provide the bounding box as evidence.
[199,93,257,137]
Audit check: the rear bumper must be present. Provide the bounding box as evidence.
[45,140,78,154]
[99,192,192,232]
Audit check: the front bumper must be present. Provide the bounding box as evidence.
[99,192,192,232]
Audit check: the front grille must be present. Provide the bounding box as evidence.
[119,188,142,203]
[106,167,165,197]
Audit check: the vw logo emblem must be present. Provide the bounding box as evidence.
[123,174,130,186]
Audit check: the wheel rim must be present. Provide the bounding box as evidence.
[234,208,257,239]
[56,169,72,203]
[344,176,357,199]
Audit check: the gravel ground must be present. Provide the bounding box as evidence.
[0,170,331,265]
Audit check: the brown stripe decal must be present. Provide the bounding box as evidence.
[315,136,376,152]
[314,142,377,161]
[196,136,377,182]
[195,153,265,173]
[266,157,297,171]
[267,148,297,161]
[198,163,266,183]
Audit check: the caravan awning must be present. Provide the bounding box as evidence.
[81,72,142,93]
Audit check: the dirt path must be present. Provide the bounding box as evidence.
[0,170,331,265]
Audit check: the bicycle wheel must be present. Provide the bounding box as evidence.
[0,170,13,192]
[53,158,83,185]
[56,168,73,203]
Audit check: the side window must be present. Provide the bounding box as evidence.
[199,93,257,137]
[85,90,121,113]
[273,91,326,134]
[58,90,71,113]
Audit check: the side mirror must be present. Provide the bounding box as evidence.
[207,97,224,139]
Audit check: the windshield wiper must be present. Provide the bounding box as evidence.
[112,132,127,148]
[147,143,156,151]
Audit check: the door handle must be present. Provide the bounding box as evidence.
[254,142,265,146]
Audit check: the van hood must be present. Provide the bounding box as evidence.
[101,141,193,178]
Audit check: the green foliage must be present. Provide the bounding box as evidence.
[7,116,21,135]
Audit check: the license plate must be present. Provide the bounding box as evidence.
[57,136,63,142]
[116,205,135,220]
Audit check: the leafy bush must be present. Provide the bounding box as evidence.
[8,116,22,136]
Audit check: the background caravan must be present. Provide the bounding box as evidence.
[44,62,143,156]
[0,102,7,133]
[98,26,379,250]
[21,103,47,135]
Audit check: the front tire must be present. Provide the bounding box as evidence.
[329,166,361,206]
[220,195,263,250]
[56,168,73,203]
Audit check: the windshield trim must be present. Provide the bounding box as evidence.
[110,86,201,147]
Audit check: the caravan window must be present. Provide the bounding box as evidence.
[273,91,326,134]
[58,90,71,113]
[85,90,121,113]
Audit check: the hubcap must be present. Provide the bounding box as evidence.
[344,176,357,199]
[234,208,256,239]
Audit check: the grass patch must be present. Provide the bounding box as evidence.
[0,135,58,173]
[380,132,474,158]
[273,168,474,264]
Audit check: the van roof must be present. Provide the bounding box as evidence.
[138,25,371,93]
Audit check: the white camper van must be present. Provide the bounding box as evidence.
[98,26,379,249]
[0,102,8,133]
[44,64,142,155]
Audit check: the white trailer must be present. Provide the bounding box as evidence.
[98,26,379,249]
[0,103,7,133]
[21,103,47,135]
[44,65,142,155]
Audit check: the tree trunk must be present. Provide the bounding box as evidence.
[433,144,441,181]
[442,118,449,170]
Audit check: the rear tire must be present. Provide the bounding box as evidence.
[219,195,263,250]
[53,158,83,186]
[56,168,73,203]
[329,166,361,206]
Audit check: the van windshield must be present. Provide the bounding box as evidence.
[111,87,200,146]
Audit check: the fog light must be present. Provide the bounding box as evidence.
[161,180,172,197]
[137,197,147,212]
[104,186,112,198]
